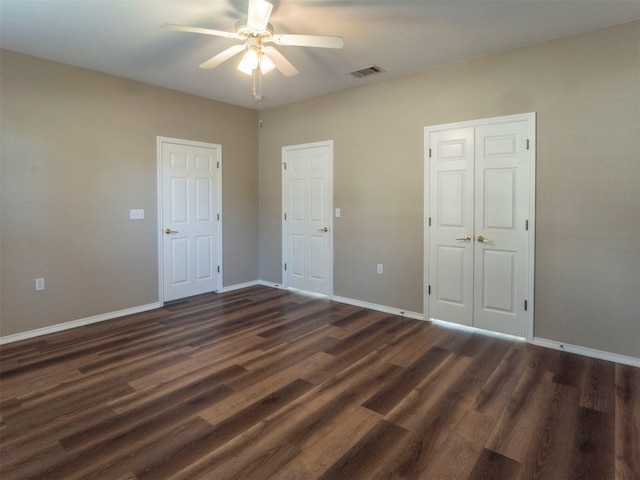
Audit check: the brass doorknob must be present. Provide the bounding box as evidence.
[165,228,178,234]
[477,235,493,243]
[318,227,329,232]
[455,235,472,242]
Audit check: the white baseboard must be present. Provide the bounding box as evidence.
[256,283,423,320]
[220,280,260,292]
[258,280,286,289]
[7,283,634,370]
[533,337,640,368]
[331,295,424,321]
[0,302,161,345]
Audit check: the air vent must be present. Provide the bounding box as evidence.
[349,65,385,78]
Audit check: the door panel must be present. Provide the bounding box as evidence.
[436,246,466,305]
[439,171,466,227]
[171,238,188,284]
[310,178,324,221]
[195,178,212,222]
[161,140,221,302]
[283,142,333,296]
[428,127,474,327]
[309,235,324,280]
[483,169,516,229]
[195,235,212,280]
[291,234,305,278]
[292,179,304,220]
[171,177,188,223]
[480,249,516,313]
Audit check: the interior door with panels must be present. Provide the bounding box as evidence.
[473,120,531,337]
[428,127,475,327]
[282,141,333,296]
[159,138,222,302]
[425,113,535,339]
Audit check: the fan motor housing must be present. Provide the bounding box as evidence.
[235,20,274,38]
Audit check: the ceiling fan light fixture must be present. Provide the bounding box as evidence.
[237,60,253,75]
[162,0,342,97]
[237,48,259,75]
[259,53,276,74]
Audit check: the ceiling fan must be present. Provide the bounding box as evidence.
[161,0,344,99]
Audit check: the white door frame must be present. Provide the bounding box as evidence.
[424,113,536,340]
[282,140,334,296]
[157,136,223,305]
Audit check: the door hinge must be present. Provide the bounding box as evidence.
[217,161,220,169]
[526,139,530,150]
[217,213,220,221]
[429,148,432,158]
[524,300,528,311]
[284,263,287,271]
[283,162,287,170]
[217,266,220,273]
[525,219,529,231]
[428,217,432,227]
[284,212,287,221]
[428,285,431,295]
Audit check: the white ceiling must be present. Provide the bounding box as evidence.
[1,1,639,110]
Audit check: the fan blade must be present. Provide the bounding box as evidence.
[199,44,246,69]
[247,0,273,32]
[271,34,344,49]
[160,23,239,39]
[263,46,298,77]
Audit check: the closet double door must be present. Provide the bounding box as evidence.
[426,114,535,338]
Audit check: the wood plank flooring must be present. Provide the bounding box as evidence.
[1,286,638,479]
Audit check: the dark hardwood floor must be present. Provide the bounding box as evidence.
[1,286,638,479]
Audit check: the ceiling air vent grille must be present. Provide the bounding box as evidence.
[349,65,385,78]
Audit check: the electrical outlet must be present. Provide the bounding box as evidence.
[35,278,45,291]
[377,264,383,274]
[129,209,145,220]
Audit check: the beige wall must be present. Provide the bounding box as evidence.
[2,22,638,359]
[0,50,259,337]
[259,21,640,358]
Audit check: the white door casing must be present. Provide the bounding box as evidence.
[282,141,333,296]
[425,113,535,339]
[158,137,222,303]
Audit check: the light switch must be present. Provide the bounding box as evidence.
[335,208,341,218]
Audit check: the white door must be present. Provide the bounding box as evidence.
[428,127,475,327]
[282,141,333,296]
[425,114,535,338]
[159,138,222,302]
[473,121,530,336]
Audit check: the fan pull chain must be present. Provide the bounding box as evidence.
[253,67,263,101]
[252,68,256,97]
